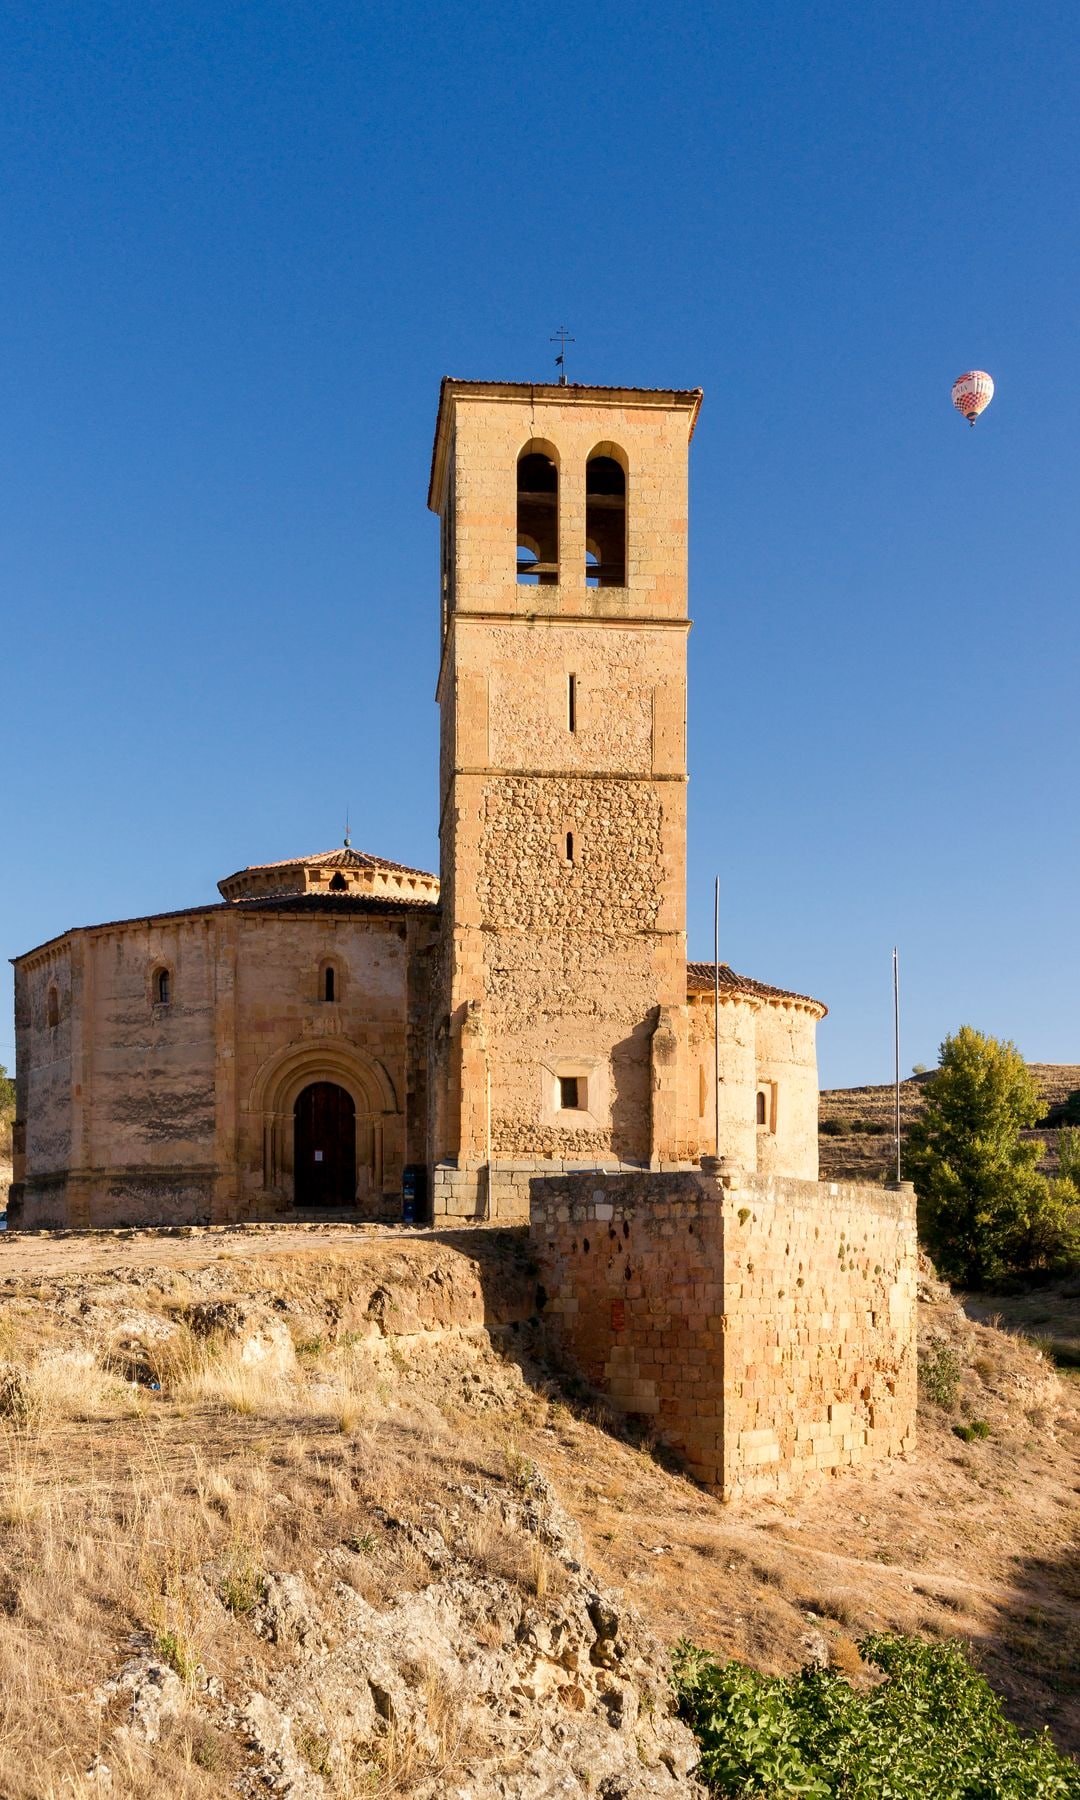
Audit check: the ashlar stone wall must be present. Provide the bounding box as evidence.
[531,1168,916,1500]
[429,382,699,1201]
[11,902,437,1229]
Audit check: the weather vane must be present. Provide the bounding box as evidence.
[550,326,575,385]
[344,809,351,849]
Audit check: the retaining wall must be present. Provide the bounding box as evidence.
[530,1167,916,1500]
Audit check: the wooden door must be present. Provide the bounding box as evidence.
[293,1082,356,1208]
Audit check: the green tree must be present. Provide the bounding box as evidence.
[905,1027,1047,1286]
[0,1063,14,1114]
[1059,1126,1080,1187]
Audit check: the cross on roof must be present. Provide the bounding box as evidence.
[549,326,575,385]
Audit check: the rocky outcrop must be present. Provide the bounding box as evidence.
[219,1476,701,1797]
[87,1469,701,1799]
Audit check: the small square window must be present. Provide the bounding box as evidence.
[559,1075,582,1110]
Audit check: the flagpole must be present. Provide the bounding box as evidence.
[892,946,901,1184]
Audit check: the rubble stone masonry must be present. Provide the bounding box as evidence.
[531,1168,917,1500]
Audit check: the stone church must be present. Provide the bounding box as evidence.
[10,379,828,1230]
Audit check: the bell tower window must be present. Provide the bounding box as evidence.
[585,451,626,587]
[516,447,559,585]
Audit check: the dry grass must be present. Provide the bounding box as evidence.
[0,1270,556,1797]
[0,1225,1075,1792]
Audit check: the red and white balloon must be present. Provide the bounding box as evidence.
[951,370,994,427]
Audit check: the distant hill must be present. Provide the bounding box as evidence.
[818,1064,1080,1183]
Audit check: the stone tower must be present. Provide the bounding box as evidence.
[427,380,703,1218]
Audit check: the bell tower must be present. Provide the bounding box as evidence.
[427,379,702,1217]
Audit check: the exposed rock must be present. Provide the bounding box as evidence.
[238,1483,702,1798]
[94,1655,185,1744]
[186,1298,297,1372]
[242,1690,326,1797]
[255,1572,327,1657]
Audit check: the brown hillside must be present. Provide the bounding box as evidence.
[819,1063,1080,1183]
[0,1224,1075,1797]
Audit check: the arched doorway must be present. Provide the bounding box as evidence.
[294,1082,356,1208]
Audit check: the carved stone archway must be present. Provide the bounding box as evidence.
[248,1038,399,1210]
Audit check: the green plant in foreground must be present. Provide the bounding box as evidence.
[672,1634,1080,1798]
[219,1550,266,1614]
[953,1419,991,1442]
[919,1342,962,1409]
[154,1627,201,1686]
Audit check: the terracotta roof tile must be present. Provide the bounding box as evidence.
[686,961,827,1015]
[231,893,437,915]
[12,892,439,963]
[220,847,438,882]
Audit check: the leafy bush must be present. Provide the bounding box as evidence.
[672,1633,1080,1797]
[1058,1128,1080,1188]
[919,1342,962,1409]
[1060,1089,1080,1128]
[1003,1177,1080,1277]
[906,1028,1078,1285]
[953,1419,991,1442]
[820,1118,847,1137]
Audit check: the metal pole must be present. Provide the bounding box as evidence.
[714,876,721,1158]
[892,946,901,1183]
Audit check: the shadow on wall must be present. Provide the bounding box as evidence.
[432,1222,688,1468]
[610,1025,651,1164]
[438,1225,1080,1761]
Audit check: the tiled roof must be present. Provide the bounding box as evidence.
[231,893,437,915]
[686,961,827,1015]
[12,893,438,963]
[220,847,438,882]
[440,377,703,401]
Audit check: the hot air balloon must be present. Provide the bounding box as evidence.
[952,370,994,427]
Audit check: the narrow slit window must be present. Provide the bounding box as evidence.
[323,966,336,1002]
[568,673,577,732]
[565,831,574,863]
[559,1075,582,1110]
[756,1090,767,1126]
[46,987,59,1029]
[585,452,626,586]
[516,448,558,585]
[155,969,170,1006]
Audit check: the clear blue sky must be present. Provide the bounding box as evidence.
[2,1,1077,1089]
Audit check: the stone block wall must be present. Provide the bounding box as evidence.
[430,382,698,1177]
[432,1156,689,1226]
[530,1168,916,1500]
